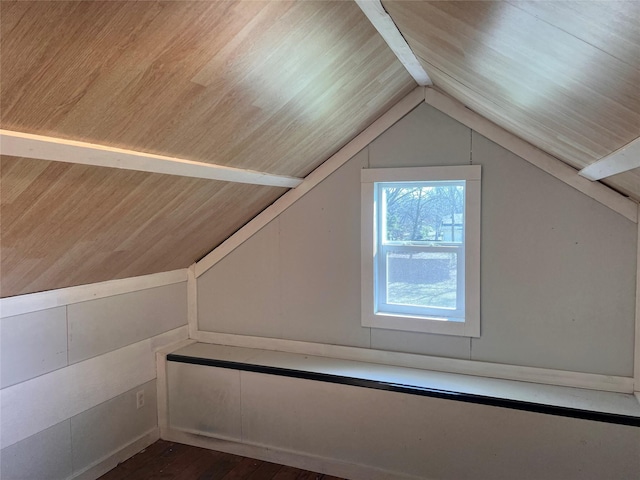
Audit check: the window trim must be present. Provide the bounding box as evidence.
[361,165,481,337]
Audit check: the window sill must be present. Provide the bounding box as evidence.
[167,342,640,427]
[362,312,479,337]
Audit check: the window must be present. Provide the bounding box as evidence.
[361,166,481,337]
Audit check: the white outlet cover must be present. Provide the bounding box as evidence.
[136,390,145,409]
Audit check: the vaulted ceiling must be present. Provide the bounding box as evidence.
[1,0,638,297]
[1,0,414,297]
[384,0,640,198]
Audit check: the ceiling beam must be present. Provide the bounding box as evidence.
[195,86,426,277]
[579,137,640,181]
[354,0,432,86]
[424,88,638,223]
[0,130,303,188]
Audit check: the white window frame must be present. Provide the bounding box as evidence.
[361,165,481,337]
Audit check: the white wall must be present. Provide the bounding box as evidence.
[166,362,640,480]
[198,103,637,377]
[0,281,188,480]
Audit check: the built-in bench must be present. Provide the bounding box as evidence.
[167,343,640,426]
[163,342,640,480]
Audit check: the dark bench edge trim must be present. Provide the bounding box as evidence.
[166,353,640,427]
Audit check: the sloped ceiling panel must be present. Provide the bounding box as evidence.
[0,155,286,297]
[383,0,640,200]
[0,0,415,296]
[606,166,640,198]
[2,0,414,177]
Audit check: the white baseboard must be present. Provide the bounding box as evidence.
[70,428,159,480]
[162,428,424,480]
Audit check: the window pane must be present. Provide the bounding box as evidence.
[381,183,465,244]
[386,251,457,309]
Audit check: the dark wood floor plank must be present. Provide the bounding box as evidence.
[244,461,284,480]
[99,440,346,480]
[272,466,325,480]
[99,441,183,480]
[271,465,303,480]
[197,451,245,480]
[127,443,201,480]
[161,448,234,480]
[294,472,324,480]
[220,457,265,480]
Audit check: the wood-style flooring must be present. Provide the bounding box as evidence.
[99,440,346,480]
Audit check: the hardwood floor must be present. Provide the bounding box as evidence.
[99,440,346,480]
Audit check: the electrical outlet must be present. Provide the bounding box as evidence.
[136,390,145,409]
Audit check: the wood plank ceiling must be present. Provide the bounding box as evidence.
[383,0,640,200]
[0,0,415,297]
[3,0,638,298]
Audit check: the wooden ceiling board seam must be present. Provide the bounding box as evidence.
[0,155,288,297]
[420,58,636,172]
[3,3,165,131]
[188,3,275,87]
[412,84,637,163]
[220,62,414,178]
[426,76,640,201]
[412,1,638,90]
[288,81,416,179]
[0,0,418,296]
[505,0,640,67]
[601,169,640,201]
[1,0,412,175]
[1,162,81,240]
[424,87,639,221]
[409,30,640,133]
[6,0,637,296]
[382,0,640,163]
[421,63,600,164]
[2,165,153,291]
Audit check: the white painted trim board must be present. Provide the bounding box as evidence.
[187,264,198,339]
[0,129,302,188]
[69,428,159,480]
[192,331,633,394]
[354,0,431,86]
[360,165,481,337]
[580,137,640,181]
[162,429,424,480]
[170,343,640,417]
[156,339,197,437]
[150,326,189,352]
[156,352,170,437]
[0,269,188,318]
[195,86,426,277]
[424,88,638,223]
[195,87,637,281]
[635,211,640,394]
